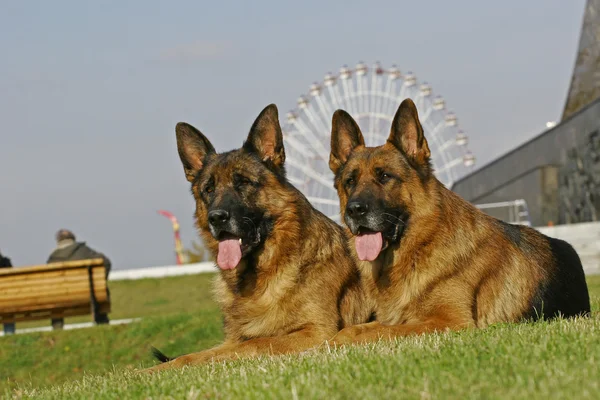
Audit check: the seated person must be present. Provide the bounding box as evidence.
[47,229,112,328]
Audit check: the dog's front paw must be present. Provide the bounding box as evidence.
[330,322,381,346]
[329,330,355,346]
[135,354,198,375]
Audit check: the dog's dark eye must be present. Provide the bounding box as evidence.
[236,175,253,187]
[345,177,356,187]
[379,172,392,184]
[203,177,215,194]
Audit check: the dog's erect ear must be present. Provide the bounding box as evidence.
[244,104,285,170]
[388,98,431,167]
[176,122,216,182]
[329,110,365,174]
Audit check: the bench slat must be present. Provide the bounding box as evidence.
[0,303,110,324]
[0,270,105,297]
[0,258,104,276]
[0,268,93,288]
[0,281,108,307]
[0,283,102,303]
[0,293,110,313]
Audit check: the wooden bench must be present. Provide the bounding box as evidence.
[0,258,110,330]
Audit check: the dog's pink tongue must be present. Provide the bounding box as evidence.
[355,232,383,261]
[217,239,242,270]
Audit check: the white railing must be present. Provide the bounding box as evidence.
[475,199,531,226]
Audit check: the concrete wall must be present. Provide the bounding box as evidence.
[452,97,600,226]
[109,262,215,281]
[471,166,558,225]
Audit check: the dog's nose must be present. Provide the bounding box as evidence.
[208,209,230,226]
[346,201,368,218]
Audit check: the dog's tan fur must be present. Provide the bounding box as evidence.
[143,104,371,372]
[327,99,590,345]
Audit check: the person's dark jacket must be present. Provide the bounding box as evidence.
[47,242,111,277]
[0,253,12,268]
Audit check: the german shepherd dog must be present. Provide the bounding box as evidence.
[143,104,371,372]
[327,99,591,344]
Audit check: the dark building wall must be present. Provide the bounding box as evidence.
[468,166,558,226]
[558,130,600,224]
[452,97,600,226]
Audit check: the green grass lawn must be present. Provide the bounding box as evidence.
[2,274,599,399]
[1,273,222,391]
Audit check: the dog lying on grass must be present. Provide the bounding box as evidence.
[141,104,372,373]
[327,98,591,345]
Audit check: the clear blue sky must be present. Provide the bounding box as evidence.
[0,0,586,269]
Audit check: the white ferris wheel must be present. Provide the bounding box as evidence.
[282,61,476,221]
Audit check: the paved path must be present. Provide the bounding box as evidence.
[109,262,215,281]
[0,317,141,336]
